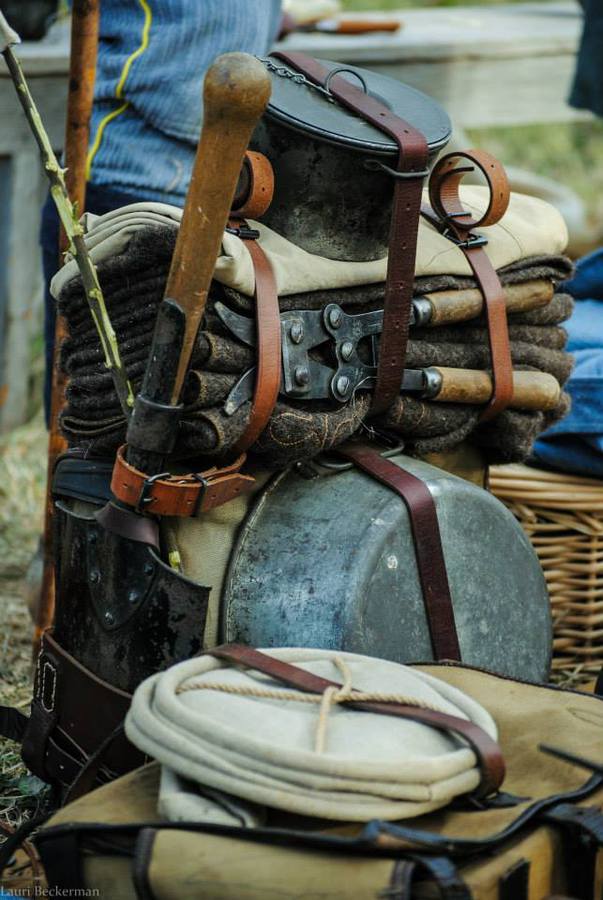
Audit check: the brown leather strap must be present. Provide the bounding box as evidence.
[426,150,513,422]
[272,51,428,415]
[208,644,506,799]
[340,445,461,662]
[230,221,281,454]
[232,151,275,220]
[111,445,255,517]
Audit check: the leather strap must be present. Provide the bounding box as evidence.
[208,644,506,799]
[229,220,281,454]
[232,151,275,220]
[272,51,428,415]
[426,150,513,421]
[341,445,461,662]
[111,445,255,518]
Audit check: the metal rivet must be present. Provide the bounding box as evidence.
[104,611,114,626]
[294,366,310,386]
[128,590,139,604]
[289,322,304,344]
[335,375,350,397]
[328,307,342,329]
[340,341,354,361]
[89,570,100,584]
[386,554,399,570]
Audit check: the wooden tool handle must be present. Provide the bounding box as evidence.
[168,53,271,403]
[425,280,554,327]
[335,19,401,33]
[432,367,561,411]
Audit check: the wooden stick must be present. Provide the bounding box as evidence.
[424,280,554,327]
[167,53,271,406]
[36,0,100,650]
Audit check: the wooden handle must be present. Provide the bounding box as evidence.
[432,367,561,410]
[36,0,100,654]
[425,280,554,327]
[334,19,401,33]
[168,53,271,404]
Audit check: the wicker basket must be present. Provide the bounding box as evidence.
[490,464,603,678]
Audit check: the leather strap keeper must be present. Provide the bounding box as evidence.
[111,445,255,517]
[22,631,143,790]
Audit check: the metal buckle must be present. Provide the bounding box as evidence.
[442,228,488,250]
[226,224,260,241]
[190,472,210,517]
[135,471,171,514]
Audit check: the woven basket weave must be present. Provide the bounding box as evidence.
[490,464,603,677]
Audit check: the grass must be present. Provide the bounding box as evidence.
[0,414,48,851]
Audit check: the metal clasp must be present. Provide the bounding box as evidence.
[363,158,430,180]
[441,228,489,250]
[226,224,260,241]
[190,472,210,517]
[135,471,170,514]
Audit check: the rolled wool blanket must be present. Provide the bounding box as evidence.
[125,648,498,822]
[56,222,573,466]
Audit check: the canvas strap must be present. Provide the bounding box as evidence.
[208,644,505,799]
[424,150,513,421]
[272,51,429,416]
[340,445,461,662]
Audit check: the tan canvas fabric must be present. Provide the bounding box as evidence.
[45,666,603,900]
[50,187,568,301]
[125,650,497,821]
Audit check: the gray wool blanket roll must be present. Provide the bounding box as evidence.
[56,225,573,467]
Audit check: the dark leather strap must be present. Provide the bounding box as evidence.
[21,631,143,789]
[0,705,28,742]
[111,446,255,517]
[230,221,281,454]
[341,444,461,662]
[272,51,428,415]
[426,150,513,422]
[208,644,506,799]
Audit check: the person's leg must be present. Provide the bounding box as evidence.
[39,183,152,425]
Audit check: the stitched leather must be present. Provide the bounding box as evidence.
[340,445,461,662]
[272,51,428,416]
[110,446,255,517]
[426,150,513,421]
[231,221,281,454]
[208,644,506,799]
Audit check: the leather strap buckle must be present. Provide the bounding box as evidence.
[226,223,260,241]
[135,470,171,514]
[442,228,489,250]
[111,445,255,518]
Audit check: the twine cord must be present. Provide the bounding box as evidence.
[176,657,449,754]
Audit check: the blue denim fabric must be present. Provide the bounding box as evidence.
[533,248,603,477]
[88,0,282,203]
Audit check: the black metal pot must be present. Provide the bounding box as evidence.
[251,56,451,261]
[0,0,59,41]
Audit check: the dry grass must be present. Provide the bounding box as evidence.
[0,412,48,832]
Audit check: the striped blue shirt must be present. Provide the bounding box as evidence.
[87,0,282,204]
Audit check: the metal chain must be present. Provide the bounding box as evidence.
[259,57,334,101]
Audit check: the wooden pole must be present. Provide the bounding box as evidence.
[34,0,101,652]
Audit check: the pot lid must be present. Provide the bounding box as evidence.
[261,55,451,155]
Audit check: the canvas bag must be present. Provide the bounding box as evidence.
[31,664,603,900]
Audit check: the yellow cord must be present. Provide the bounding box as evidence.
[85,0,153,180]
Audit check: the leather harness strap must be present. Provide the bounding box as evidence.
[272,50,429,416]
[208,644,506,799]
[230,220,281,454]
[425,150,513,422]
[111,446,254,517]
[340,445,461,663]
[232,151,275,220]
